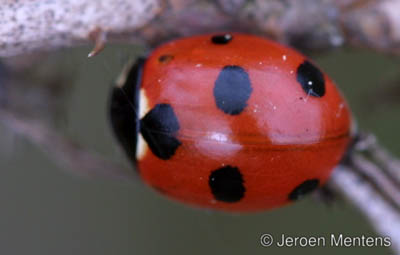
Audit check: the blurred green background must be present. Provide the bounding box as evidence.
[0,44,398,255]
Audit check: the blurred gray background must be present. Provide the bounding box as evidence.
[0,44,398,255]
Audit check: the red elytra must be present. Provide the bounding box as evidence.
[110,33,352,212]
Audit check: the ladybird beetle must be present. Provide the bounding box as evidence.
[109,33,351,212]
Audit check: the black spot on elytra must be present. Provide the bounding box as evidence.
[288,179,320,201]
[296,61,325,97]
[109,58,145,165]
[158,55,174,63]
[209,166,245,202]
[214,65,252,115]
[211,34,233,44]
[140,103,181,160]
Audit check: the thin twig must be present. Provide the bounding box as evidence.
[0,108,137,182]
[330,165,400,252]
[362,135,400,185]
[328,133,400,254]
[351,154,400,209]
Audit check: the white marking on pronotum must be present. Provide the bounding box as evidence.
[139,89,149,119]
[136,134,148,160]
[282,55,287,61]
[136,89,151,160]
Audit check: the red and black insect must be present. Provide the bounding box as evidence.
[110,33,351,212]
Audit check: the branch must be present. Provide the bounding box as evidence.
[0,108,137,182]
[2,0,400,57]
[0,0,162,57]
[330,164,400,252]
[328,133,400,252]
